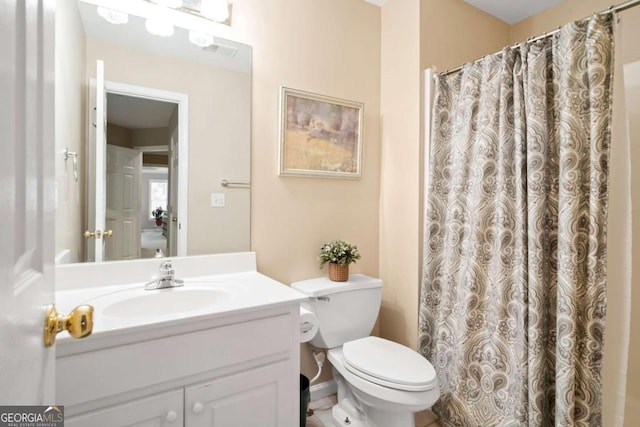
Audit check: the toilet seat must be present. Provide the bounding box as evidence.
[342,336,437,392]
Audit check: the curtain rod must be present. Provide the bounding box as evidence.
[439,0,640,77]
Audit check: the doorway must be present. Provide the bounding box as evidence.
[101,81,189,260]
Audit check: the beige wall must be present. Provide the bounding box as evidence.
[143,153,169,166]
[86,39,251,256]
[227,0,382,381]
[420,0,511,72]
[106,123,132,148]
[54,0,86,263]
[131,127,169,148]
[229,0,382,282]
[378,0,421,349]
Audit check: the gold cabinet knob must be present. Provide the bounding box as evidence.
[104,230,113,238]
[172,217,177,223]
[83,230,96,239]
[44,304,94,347]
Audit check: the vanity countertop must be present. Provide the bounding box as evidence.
[55,253,307,356]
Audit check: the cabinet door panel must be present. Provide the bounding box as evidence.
[185,361,292,427]
[65,389,183,427]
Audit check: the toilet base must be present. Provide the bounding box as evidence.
[331,398,416,427]
[331,399,366,427]
[331,374,418,427]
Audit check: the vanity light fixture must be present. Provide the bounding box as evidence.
[188,30,215,48]
[145,17,175,36]
[200,0,229,23]
[86,0,231,41]
[97,6,129,25]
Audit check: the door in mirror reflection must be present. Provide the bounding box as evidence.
[87,61,187,262]
[105,144,142,260]
[86,59,106,262]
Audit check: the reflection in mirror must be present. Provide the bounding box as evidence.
[105,93,179,261]
[55,0,251,264]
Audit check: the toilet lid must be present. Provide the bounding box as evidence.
[342,336,437,392]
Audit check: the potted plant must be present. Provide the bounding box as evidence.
[318,240,361,282]
[151,207,164,226]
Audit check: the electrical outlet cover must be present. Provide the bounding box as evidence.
[211,193,225,207]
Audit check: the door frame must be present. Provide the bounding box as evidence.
[104,81,189,256]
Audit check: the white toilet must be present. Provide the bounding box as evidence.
[292,274,439,427]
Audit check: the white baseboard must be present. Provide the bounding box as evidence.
[310,379,337,402]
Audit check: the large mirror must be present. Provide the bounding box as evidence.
[55,0,251,264]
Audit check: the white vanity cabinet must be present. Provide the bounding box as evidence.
[57,305,301,427]
[64,389,184,427]
[55,254,306,427]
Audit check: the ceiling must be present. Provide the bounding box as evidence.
[364,0,568,24]
[463,0,567,24]
[107,93,177,129]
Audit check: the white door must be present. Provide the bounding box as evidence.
[0,0,56,403]
[167,127,179,256]
[86,60,106,262]
[105,145,142,261]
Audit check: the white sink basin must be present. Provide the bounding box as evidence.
[89,284,238,319]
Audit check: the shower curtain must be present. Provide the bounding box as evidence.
[418,14,614,427]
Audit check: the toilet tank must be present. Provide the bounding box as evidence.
[292,274,382,349]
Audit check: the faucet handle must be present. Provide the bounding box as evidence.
[160,259,172,271]
[145,258,182,290]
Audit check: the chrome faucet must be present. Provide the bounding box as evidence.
[145,259,184,290]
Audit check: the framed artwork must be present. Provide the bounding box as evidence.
[279,87,364,179]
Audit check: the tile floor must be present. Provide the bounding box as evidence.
[305,395,442,427]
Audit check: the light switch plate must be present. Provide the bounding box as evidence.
[211,193,225,207]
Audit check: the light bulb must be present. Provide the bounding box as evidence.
[200,0,229,22]
[145,17,174,37]
[189,31,215,48]
[97,6,128,25]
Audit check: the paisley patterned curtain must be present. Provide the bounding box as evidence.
[418,14,614,427]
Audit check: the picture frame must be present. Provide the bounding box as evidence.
[278,87,364,179]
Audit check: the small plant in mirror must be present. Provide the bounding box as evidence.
[152,207,164,226]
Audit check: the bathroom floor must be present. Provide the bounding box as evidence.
[306,395,442,427]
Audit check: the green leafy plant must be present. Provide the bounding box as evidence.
[318,240,361,268]
[151,206,164,220]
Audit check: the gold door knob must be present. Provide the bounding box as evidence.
[44,304,94,347]
[104,230,113,238]
[83,230,96,239]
